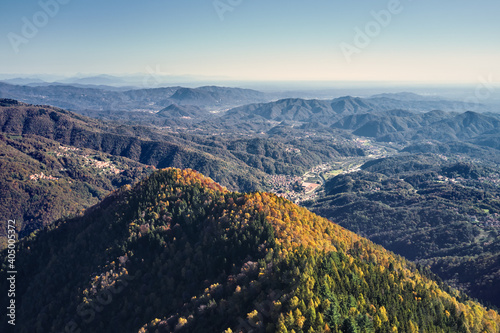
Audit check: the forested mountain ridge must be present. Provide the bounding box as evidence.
[0,99,362,192]
[3,93,500,332]
[1,81,492,127]
[306,155,500,308]
[210,95,484,128]
[0,129,154,249]
[331,110,500,143]
[2,168,500,333]
[0,99,364,247]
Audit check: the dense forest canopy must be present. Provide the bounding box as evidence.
[2,168,499,332]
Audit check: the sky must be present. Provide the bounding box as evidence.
[1,0,500,84]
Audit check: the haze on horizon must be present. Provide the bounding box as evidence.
[1,0,499,85]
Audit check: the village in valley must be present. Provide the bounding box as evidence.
[266,158,366,203]
[29,145,126,183]
[266,138,500,231]
[265,139,392,203]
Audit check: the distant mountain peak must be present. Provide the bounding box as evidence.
[156,103,206,118]
[330,96,372,113]
[370,92,443,101]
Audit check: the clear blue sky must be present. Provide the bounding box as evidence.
[1,0,499,83]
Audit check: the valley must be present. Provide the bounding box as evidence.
[1,84,500,331]
[3,1,500,331]
[3,168,500,332]
[266,139,397,204]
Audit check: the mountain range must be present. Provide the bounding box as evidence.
[220,94,491,122]
[0,82,493,116]
[0,99,365,247]
[306,154,500,307]
[0,83,269,112]
[2,84,500,333]
[2,168,499,332]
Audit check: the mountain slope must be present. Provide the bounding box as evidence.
[169,86,267,109]
[2,168,499,333]
[156,104,207,118]
[0,100,363,193]
[219,96,375,125]
[331,109,500,146]
[306,155,500,307]
[0,132,153,249]
[0,99,366,248]
[0,100,271,191]
[207,95,485,134]
[332,109,453,138]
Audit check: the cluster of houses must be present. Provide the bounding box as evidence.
[469,214,500,228]
[56,145,80,158]
[285,147,301,154]
[308,163,331,175]
[29,172,59,182]
[478,176,500,186]
[81,156,124,175]
[55,145,123,175]
[267,175,302,191]
[267,173,323,203]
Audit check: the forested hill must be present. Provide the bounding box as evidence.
[2,168,499,333]
[0,99,363,193]
[0,98,365,250]
[306,155,500,308]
